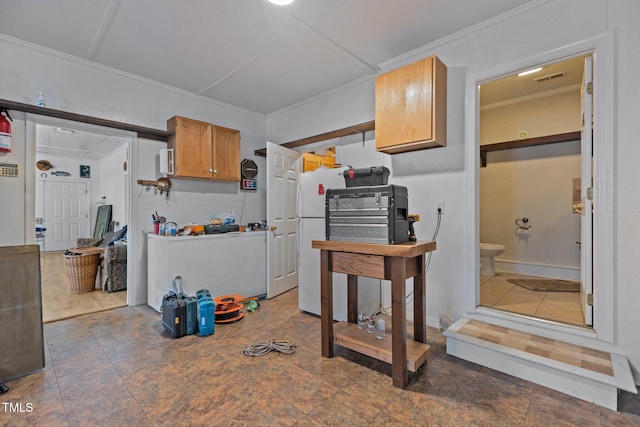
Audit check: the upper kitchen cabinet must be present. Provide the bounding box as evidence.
[167,116,241,181]
[375,55,447,154]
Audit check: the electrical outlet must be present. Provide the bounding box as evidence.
[436,200,445,215]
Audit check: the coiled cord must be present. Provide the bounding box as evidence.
[243,339,296,357]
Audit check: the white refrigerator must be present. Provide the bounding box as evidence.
[297,167,381,321]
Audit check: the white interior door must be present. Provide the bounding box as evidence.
[580,56,594,326]
[43,180,90,252]
[266,141,300,298]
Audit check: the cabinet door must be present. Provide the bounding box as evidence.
[168,116,213,179]
[211,125,241,181]
[375,55,447,154]
[302,153,323,172]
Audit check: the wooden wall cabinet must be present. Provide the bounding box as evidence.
[302,148,336,172]
[375,55,447,154]
[167,116,240,181]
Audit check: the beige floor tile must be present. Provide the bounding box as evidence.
[480,272,585,326]
[493,295,543,315]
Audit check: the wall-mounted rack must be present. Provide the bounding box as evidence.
[0,98,170,142]
[137,177,172,195]
[255,120,375,157]
[480,130,581,167]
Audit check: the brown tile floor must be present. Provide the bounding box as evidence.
[2,288,639,426]
[480,272,585,327]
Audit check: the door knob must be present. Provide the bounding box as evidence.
[269,226,277,231]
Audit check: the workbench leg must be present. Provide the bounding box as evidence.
[347,274,358,324]
[320,250,334,358]
[413,254,427,344]
[390,257,408,388]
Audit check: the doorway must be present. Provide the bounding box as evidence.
[477,54,591,327]
[464,34,615,342]
[30,115,132,320]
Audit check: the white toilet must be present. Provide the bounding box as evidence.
[479,243,506,277]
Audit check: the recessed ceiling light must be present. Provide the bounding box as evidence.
[268,0,294,5]
[517,67,542,77]
[52,127,75,135]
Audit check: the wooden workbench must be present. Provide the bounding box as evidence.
[312,239,436,388]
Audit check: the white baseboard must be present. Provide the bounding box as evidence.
[495,258,580,281]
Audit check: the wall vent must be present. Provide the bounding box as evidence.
[535,72,565,82]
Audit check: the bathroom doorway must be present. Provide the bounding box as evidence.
[477,54,593,328]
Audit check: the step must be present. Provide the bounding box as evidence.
[443,317,637,411]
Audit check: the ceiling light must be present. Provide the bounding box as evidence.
[268,0,294,5]
[52,127,75,135]
[517,67,542,77]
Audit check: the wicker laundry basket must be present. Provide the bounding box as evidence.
[64,252,100,294]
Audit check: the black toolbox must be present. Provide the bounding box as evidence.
[343,166,390,187]
[162,290,186,338]
[325,184,409,244]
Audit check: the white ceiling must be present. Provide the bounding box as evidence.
[1,0,538,116]
[480,54,588,107]
[35,124,129,161]
[5,0,588,160]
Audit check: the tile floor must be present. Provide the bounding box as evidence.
[40,251,127,323]
[480,272,585,327]
[2,288,639,426]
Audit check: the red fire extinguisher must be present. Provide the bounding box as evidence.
[0,108,12,154]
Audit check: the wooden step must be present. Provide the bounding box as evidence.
[443,317,637,411]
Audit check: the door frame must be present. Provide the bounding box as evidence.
[464,33,615,342]
[25,114,137,306]
[580,55,594,326]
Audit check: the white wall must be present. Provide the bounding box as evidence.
[34,153,131,244]
[0,111,27,246]
[480,89,581,144]
[266,0,640,380]
[34,153,100,242]
[480,142,581,278]
[608,0,640,382]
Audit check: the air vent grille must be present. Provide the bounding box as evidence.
[535,72,565,82]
